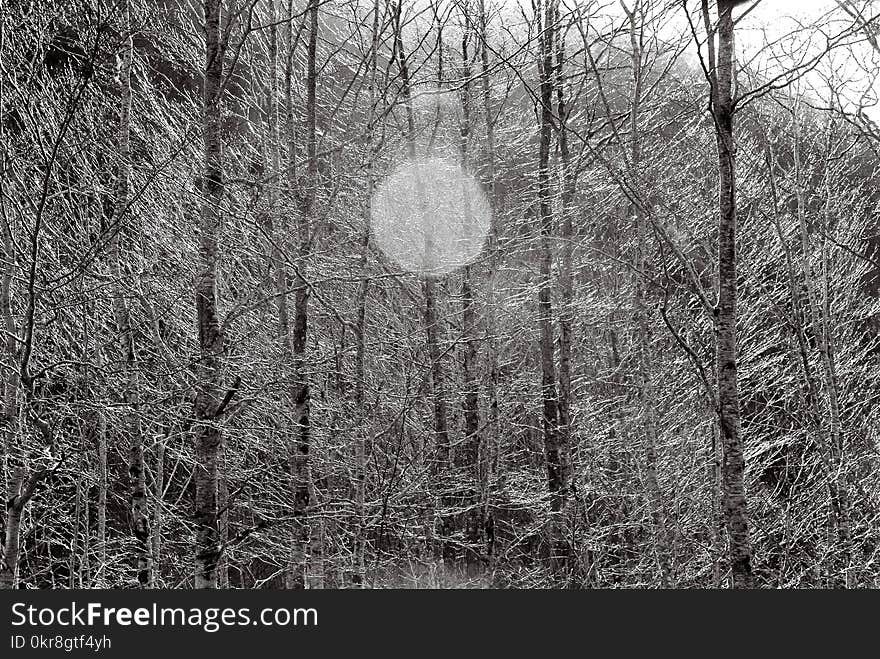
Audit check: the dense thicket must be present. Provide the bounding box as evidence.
[1,0,878,589]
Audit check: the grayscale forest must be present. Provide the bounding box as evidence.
[2,0,880,589]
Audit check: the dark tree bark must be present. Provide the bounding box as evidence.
[708,0,754,589]
[537,0,568,575]
[0,125,21,590]
[457,5,482,565]
[1,467,47,589]
[477,0,498,565]
[287,0,319,589]
[108,24,150,588]
[393,0,451,480]
[193,0,228,589]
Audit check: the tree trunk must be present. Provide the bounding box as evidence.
[537,0,568,576]
[552,0,578,584]
[458,6,482,565]
[478,0,498,566]
[109,24,150,588]
[1,192,17,512]
[194,0,228,589]
[287,0,319,589]
[710,0,753,589]
[1,468,43,589]
[152,427,165,586]
[95,349,108,580]
[1,499,24,589]
[0,93,21,588]
[393,0,451,564]
[0,165,20,590]
[218,451,229,588]
[352,0,382,588]
[624,0,672,588]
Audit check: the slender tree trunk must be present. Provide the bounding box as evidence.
[0,27,22,586]
[0,169,20,590]
[82,471,91,586]
[424,281,450,467]
[1,492,24,588]
[457,4,482,566]
[552,0,578,584]
[96,349,108,579]
[708,409,724,588]
[302,0,324,589]
[352,0,382,588]
[194,0,228,589]
[288,0,319,589]
[77,300,95,586]
[397,2,450,468]
[270,0,293,587]
[71,450,83,588]
[554,14,573,509]
[537,0,567,576]
[218,452,229,588]
[393,0,451,565]
[152,427,164,586]
[109,25,150,588]
[710,0,753,589]
[1,191,17,513]
[624,0,672,588]
[85,344,108,582]
[272,0,298,589]
[1,468,43,588]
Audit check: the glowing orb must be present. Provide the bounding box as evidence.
[371,157,491,277]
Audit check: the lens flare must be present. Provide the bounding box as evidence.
[371,157,491,277]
